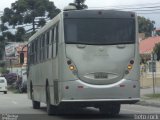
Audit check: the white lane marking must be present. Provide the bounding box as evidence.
[121,108,142,113]
[12,101,18,105]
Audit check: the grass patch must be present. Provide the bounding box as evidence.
[145,93,160,99]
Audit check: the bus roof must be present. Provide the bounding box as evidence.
[63,9,136,19]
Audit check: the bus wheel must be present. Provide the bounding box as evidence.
[99,104,120,116]
[46,85,58,115]
[30,83,40,109]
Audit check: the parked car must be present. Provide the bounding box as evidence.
[0,77,7,94]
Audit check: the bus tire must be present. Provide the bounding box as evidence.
[30,83,40,109]
[4,91,7,94]
[46,85,58,115]
[32,101,40,109]
[99,104,120,116]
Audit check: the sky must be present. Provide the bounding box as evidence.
[0,0,160,28]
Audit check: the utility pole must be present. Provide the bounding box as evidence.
[151,53,157,94]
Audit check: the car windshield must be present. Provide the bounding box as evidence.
[64,18,135,45]
[0,79,5,83]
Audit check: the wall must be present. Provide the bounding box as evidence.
[140,61,160,88]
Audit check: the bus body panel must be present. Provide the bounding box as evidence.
[65,44,135,85]
[61,79,140,101]
[28,57,59,103]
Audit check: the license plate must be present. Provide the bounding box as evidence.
[94,73,108,79]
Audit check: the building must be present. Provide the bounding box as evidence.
[139,36,160,88]
[5,42,27,75]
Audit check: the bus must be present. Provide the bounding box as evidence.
[26,9,140,115]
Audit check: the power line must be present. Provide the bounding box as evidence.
[117,8,160,12]
[89,1,160,8]
[111,5,160,10]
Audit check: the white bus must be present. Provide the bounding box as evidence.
[26,9,140,115]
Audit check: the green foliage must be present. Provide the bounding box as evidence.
[145,93,160,99]
[0,61,5,67]
[153,43,160,61]
[0,67,9,74]
[156,31,160,36]
[2,31,15,41]
[38,18,46,27]
[0,36,5,60]
[1,0,61,33]
[0,24,8,31]
[0,0,61,57]
[15,27,26,42]
[73,0,88,10]
[138,16,155,37]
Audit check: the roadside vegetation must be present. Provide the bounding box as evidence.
[7,85,20,93]
[145,93,160,99]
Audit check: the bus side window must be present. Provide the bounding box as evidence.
[34,40,36,64]
[53,24,59,58]
[40,36,42,62]
[46,31,50,59]
[42,35,45,61]
[44,33,47,60]
[37,38,40,63]
[36,37,40,63]
[35,39,38,64]
[51,28,55,58]
[31,42,34,64]
[28,44,30,65]
[30,43,32,64]
[49,29,52,59]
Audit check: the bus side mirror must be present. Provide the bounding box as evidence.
[20,52,24,64]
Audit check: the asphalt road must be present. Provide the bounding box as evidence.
[0,92,160,120]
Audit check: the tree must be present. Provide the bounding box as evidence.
[74,0,88,9]
[138,16,155,37]
[1,0,61,33]
[153,43,160,61]
[68,0,88,10]
[15,27,26,42]
[0,36,5,60]
[0,24,8,31]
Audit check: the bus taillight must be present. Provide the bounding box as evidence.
[69,65,75,71]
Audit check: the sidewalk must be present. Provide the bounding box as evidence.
[137,87,160,107]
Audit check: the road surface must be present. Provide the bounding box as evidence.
[0,92,160,120]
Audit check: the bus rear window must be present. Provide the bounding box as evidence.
[64,18,135,45]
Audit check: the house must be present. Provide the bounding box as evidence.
[16,45,28,66]
[5,42,27,75]
[139,36,160,88]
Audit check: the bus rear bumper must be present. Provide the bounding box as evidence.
[60,79,140,105]
[61,98,140,104]
[59,99,140,107]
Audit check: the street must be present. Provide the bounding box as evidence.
[0,92,160,120]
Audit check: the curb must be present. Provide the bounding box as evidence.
[136,100,160,108]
